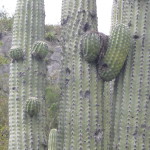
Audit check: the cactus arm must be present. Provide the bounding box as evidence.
[111,0,150,149]
[8,0,48,149]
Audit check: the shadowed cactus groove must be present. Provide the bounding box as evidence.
[8,0,49,149]
[98,24,131,81]
[48,129,57,150]
[110,0,150,149]
[9,46,24,61]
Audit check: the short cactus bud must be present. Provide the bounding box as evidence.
[81,31,102,63]
[9,46,24,61]
[26,97,40,117]
[32,41,49,59]
[48,129,57,150]
[98,24,131,81]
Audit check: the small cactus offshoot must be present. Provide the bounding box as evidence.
[26,97,40,117]
[9,46,24,61]
[81,31,102,63]
[98,24,131,81]
[32,41,49,59]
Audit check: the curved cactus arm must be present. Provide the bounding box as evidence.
[98,24,132,81]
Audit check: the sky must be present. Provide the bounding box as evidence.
[0,0,113,35]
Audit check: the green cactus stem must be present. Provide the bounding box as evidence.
[98,24,131,81]
[110,0,150,149]
[8,0,48,149]
[57,0,110,150]
[48,129,57,150]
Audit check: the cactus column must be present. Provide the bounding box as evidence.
[8,0,48,149]
[57,0,111,149]
[110,0,150,149]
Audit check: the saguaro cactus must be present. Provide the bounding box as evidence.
[8,0,48,149]
[57,0,111,149]
[110,0,150,149]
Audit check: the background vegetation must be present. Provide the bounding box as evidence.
[0,8,61,148]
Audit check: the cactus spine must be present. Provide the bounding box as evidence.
[57,0,111,149]
[8,0,48,149]
[110,0,150,149]
[48,129,57,150]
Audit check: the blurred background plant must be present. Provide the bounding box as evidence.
[0,6,13,33]
[45,25,61,42]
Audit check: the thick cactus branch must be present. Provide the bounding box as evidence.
[8,0,48,149]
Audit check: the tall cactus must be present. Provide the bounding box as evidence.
[8,0,48,149]
[110,0,150,149]
[57,0,111,149]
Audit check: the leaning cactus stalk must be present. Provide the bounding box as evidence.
[8,0,48,149]
[110,0,150,149]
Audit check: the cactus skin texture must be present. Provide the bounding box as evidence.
[32,41,49,59]
[109,0,150,149]
[8,0,48,149]
[9,46,24,61]
[48,129,57,150]
[81,31,106,63]
[98,24,131,81]
[57,0,110,150]
[26,97,40,117]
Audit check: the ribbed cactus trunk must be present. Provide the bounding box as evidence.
[57,0,111,149]
[8,0,48,149]
[110,0,150,149]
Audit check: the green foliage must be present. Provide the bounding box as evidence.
[0,96,9,150]
[45,85,60,130]
[0,55,10,65]
[45,25,61,42]
[0,8,13,32]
